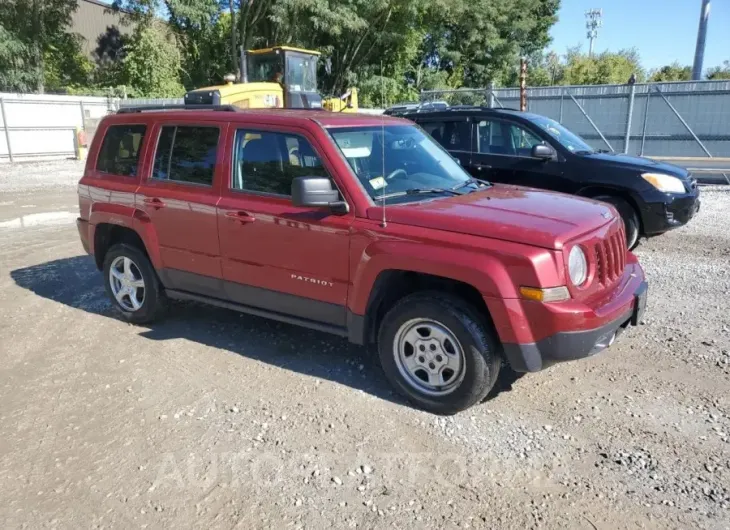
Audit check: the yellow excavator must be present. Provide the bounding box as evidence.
[184,46,358,112]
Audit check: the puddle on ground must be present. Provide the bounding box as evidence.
[0,211,78,229]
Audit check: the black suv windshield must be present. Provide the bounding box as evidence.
[328,125,473,202]
[527,116,594,153]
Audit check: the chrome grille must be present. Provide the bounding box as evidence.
[594,225,626,286]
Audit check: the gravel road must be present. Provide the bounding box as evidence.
[1,160,728,529]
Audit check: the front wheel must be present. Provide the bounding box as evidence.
[377,292,501,415]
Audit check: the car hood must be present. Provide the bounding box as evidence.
[368,184,615,250]
[581,152,689,178]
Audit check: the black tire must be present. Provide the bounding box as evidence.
[102,243,167,324]
[377,292,501,415]
[594,195,640,250]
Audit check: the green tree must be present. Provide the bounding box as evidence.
[0,23,35,91]
[420,0,559,88]
[648,62,691,82]
[706,60,730,80]
[0,0,80,93]
[561,47,644,85]
[112,0,560,100]
[504,50,563,87]
[121,21,185,97]
[45,33,95,91]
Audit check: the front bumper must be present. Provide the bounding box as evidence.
[502,280,648,373]
[642,190,700,236]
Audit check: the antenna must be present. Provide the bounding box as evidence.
[585,8,603,57]
[380,63,387,228]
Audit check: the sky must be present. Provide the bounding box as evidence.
[548,0,729,71]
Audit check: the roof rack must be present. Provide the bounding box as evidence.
[116,104,239,114]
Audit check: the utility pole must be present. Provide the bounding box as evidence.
[230,1,238,80]
[519,57,527,111]
[691,0,711,81]
[585,8,602,57]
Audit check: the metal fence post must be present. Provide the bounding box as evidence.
[488,81,495,109]
[623,83,636,154]
[558,89,564,124]
[79,100,86,131]
[0,98,12,163]
[640,88,651,156]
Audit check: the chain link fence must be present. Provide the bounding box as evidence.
[420,80,730,183]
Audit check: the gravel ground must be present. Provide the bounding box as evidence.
[0,160,729,529]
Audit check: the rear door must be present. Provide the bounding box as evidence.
[136,121,228,296]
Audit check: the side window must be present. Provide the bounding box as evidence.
[506,123,543,156]
[152,126,219,186]
[420,120,471,151]
[96,124,147,177]
[477,120,506,154]
[232,129,328,196]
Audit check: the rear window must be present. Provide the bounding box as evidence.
[96,124,147,177]
[419,120,471,151]
[152,126,220,186]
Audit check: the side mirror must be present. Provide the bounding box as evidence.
[291,177,349,214]
[531,144,555,160]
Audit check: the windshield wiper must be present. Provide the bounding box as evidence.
[451,177,491,191]
[379,187,463,200]
[574,149,595,155]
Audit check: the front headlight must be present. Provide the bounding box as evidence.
[641,172,686,194]
[568,246,588,286]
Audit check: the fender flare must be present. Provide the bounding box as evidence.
[348,240,518,315]
[89,203,163,269]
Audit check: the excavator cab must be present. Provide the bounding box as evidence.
[245,47,323,109]
[184,46,358,112]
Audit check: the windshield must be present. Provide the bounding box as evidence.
[528,116,594,153]
[247,53,284,84]
[286,53,317,92]
[328,125,473,202]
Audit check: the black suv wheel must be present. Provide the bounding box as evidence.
[595,195,640,249]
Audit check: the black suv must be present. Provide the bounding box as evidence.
[394,107,701,248]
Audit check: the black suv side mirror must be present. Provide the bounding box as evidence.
[531,144,555,160]
[292,177,349,214]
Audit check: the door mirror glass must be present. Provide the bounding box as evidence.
[531,144,554,160]
[292,176,347,213]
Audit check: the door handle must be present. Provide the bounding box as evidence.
[225,211,256,223]
[474,164,492,171]
[143,197,166,208]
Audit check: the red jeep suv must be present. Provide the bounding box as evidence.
[77,105,647,414]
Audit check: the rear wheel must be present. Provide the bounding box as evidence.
[103,243,167,324]
[377,292,501,415]
[594,195,640,250]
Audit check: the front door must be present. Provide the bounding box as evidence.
[216,125,352,327]
[136,122,227,296]
[471,119,571,192]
